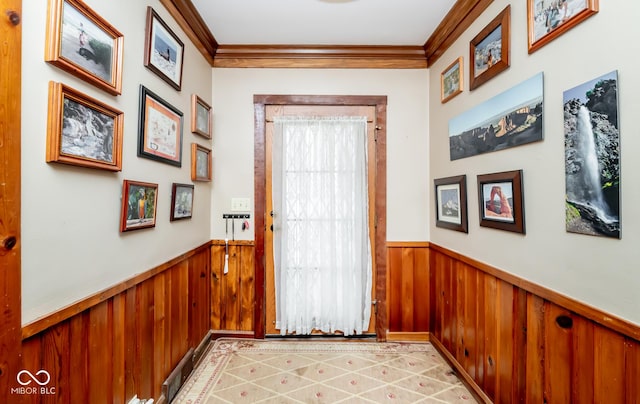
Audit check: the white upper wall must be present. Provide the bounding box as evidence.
[429,0,640,325]
[210,68,430,242]
[21,0,212,324]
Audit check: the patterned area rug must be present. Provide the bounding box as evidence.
[173,338,477,403]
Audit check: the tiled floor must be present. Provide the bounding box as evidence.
[174,338,478,403]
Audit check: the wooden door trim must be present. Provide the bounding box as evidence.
[254,94,388,340]
[0,0,22,394]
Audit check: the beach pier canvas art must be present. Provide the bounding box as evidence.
[564,71,620,238]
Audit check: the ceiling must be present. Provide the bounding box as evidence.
[190,0,458,46]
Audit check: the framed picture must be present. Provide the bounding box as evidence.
[144,7,184,91]
[46,81,123,171]
[170,183,194,221]
[527,0,598,54]
[45,0,124,95]
[441,57,463,103]
[477,170,525,234]
[120,180,158,232]
[564,70,619,239]
[434,175,468,233]
[470,5,510,91]
[138,85,183,167]
[191,143,212,182]
[191,94,212,139]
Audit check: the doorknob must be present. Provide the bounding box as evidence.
[270,210,275,217]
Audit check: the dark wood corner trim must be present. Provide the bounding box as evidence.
[424,0,494,66]
[214,45,427,69]
[430,242,640,341]
[159,0,218,66]
[21,240,213,339]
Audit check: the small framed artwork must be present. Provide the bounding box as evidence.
[138,85,183,167]
[120,180,158,232]
[470,5,510,91]
[434,175,468,233]
[144,7,184,91]
[441,57,463,103]
[527,0,598,54]
[46,81,123,171]
[191,143,212,182]
[477,170,525,234]
[45,0,124,95]
[170,183,194,221]
[191,94,212,139]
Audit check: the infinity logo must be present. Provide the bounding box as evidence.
[16,370,51,386]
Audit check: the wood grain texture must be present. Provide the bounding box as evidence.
[0,0,22,396]
[20,247,211,402]
[211,242,255,332]
[430,244,640,403]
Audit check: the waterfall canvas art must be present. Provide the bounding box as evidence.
[564,71,620,238]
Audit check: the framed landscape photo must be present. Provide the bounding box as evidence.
[470,5,510,90]
[144,7,184,91]
[477,170,525,234]
[120,180,158,232]
[191,143,212,182]
[191,94,212,139]
[434,175,468,233]
[527,0,598,54]
[45,0,124,95]
[170,183,194,221]
[441,57,463,103]
[138,85,183,167]
[46,81,123,171]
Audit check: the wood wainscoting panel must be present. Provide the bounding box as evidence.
[20,244,212,403]
[429,244,640,403]
[386,242,430,336]
[211,240,255,333]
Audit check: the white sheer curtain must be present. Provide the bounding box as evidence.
[272,116,372,336]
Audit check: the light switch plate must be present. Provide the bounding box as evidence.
[231,197,250,212]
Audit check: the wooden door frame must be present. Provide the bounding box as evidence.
[0,0,22,395]
[253,94,387,340]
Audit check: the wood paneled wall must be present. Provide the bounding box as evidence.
[19,244,211,403]
[386,242,430,339]
[429,244,640,404]
[210,240,255,334]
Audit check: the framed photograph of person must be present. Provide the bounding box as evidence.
[46,81,123,171]
[138,85,183,167]
[527,0,598,54]
[191,94,212,139]
[441,57,463,103]
[191,143,212,182]
[477,170,525,234]
[45,0,124,95]
[434,175,468,233]
[120,180,158,232]
[144,7,184,91]
[170,183,194,221]
[470,5,510,91]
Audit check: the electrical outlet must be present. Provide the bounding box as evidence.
[231,197,250,212]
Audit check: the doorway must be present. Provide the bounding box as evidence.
[253,95,388,340]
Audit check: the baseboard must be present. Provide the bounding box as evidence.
[212,330,255,339]
[386,331,430,342]
[162,348,195,403]
[430,336,492,404]
[193,330,213,366]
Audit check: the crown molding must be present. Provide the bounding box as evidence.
[424,0,494,66]
[162,0,491,68]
